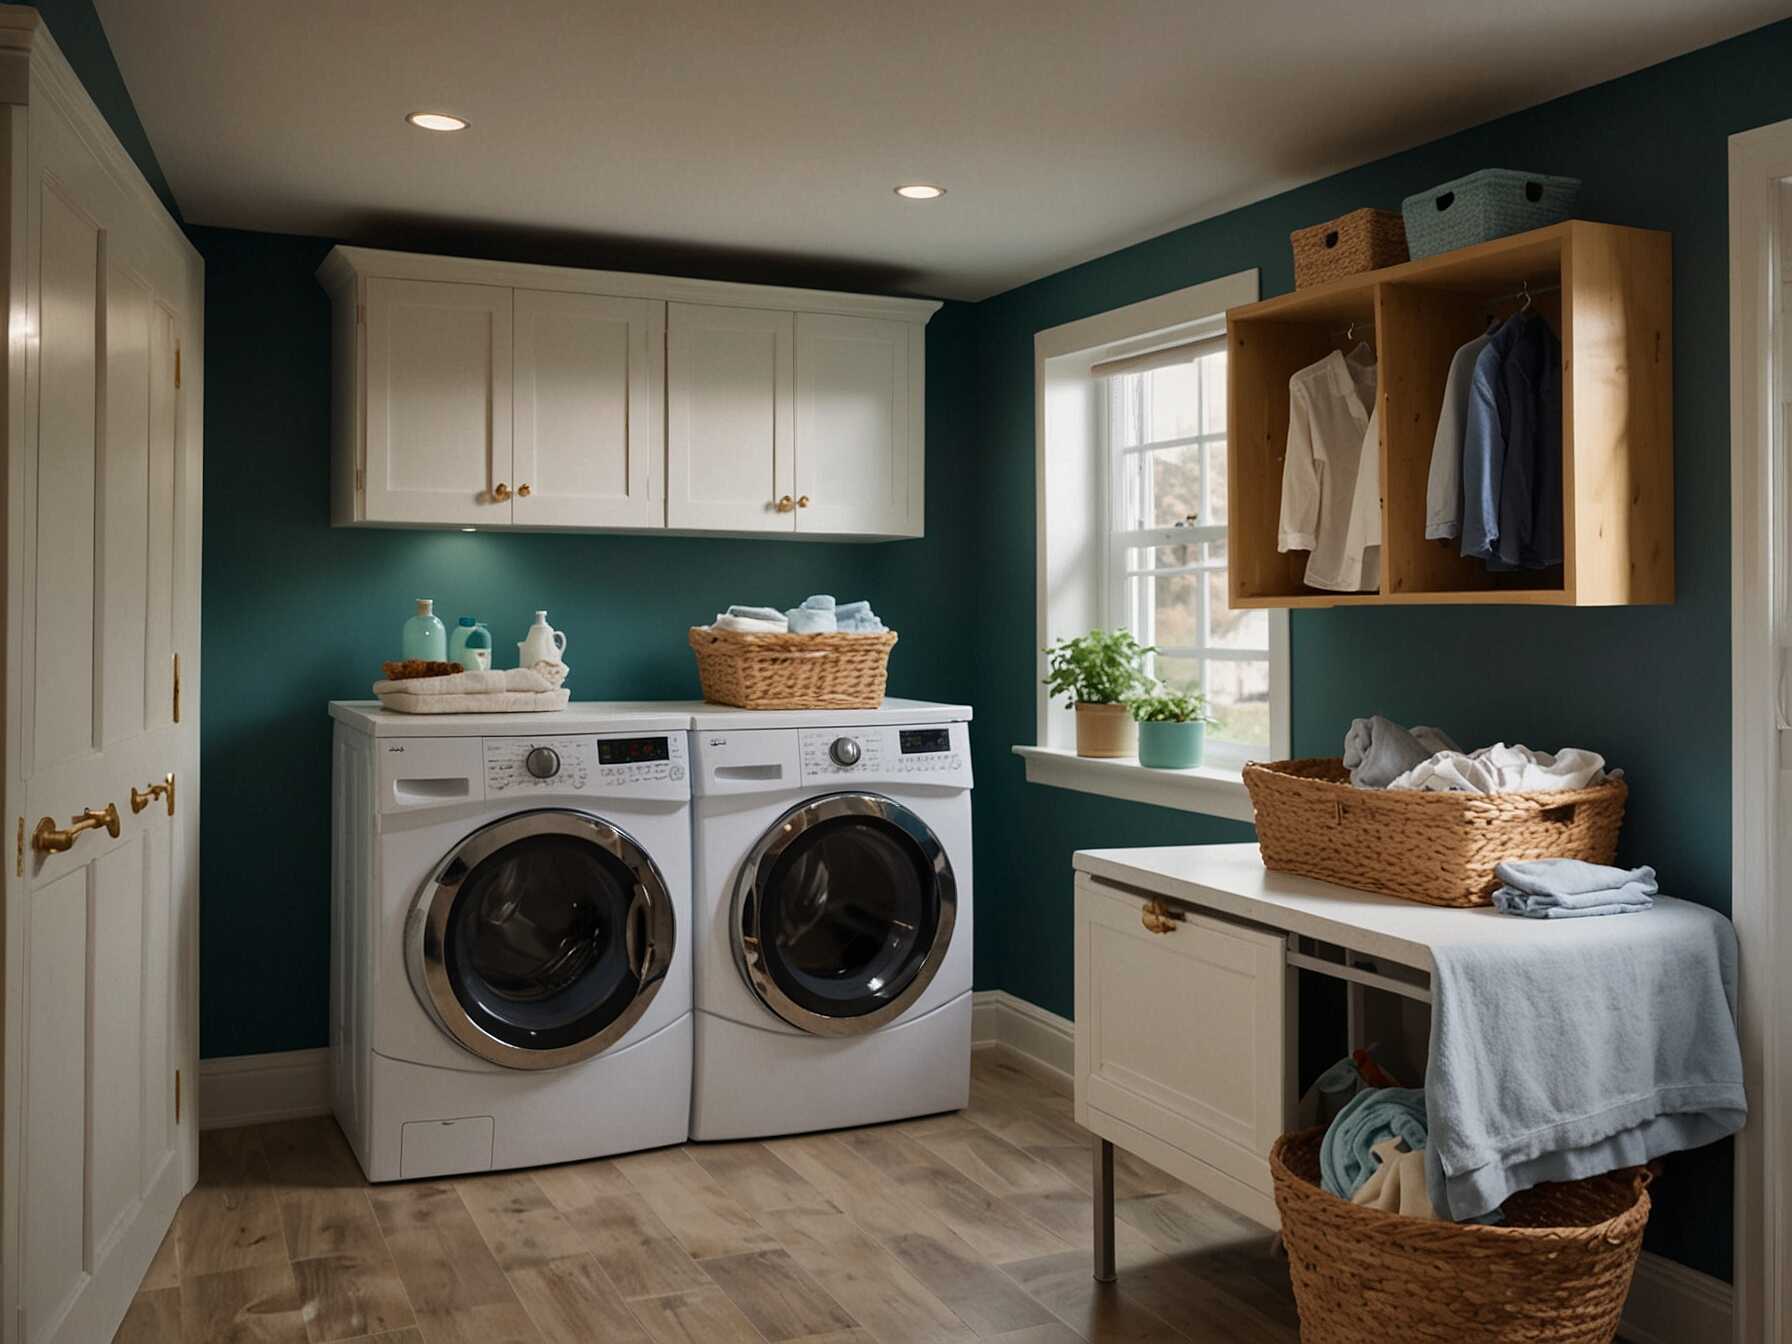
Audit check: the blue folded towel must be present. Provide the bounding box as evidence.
[726,604,786,623]
[786,606,838,634]
[801,594,836,611]
[1320,1087,1428,1200]
[1492,859,1658,919]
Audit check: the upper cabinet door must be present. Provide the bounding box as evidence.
[363,278,513,526]
[793,313,921,537]
[666,303,795,533]
[513,290,665,530]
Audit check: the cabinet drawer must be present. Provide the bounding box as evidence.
[1074,874,1292,1197]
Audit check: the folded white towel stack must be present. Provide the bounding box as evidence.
[372,664,572,715]
[707,594,887,635]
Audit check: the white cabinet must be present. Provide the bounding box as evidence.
[514,289,664,530]
[1074,872,1292,1226]
[322,247,936,538]
[794,313,921,536]
[665,303,794,533]
[362,278,513,527]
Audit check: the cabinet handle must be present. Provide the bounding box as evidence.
[797,495,811,508]
[775,495,795,513]
[130,773,176,818]
[1140,898,1180,934]
[517,483,532,498]
[492,482,512,502]
[32,803,120,855]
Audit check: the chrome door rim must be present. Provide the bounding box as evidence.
[406,808,676,1070]
[732,791,956,1037]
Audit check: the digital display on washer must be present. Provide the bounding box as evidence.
[899,728,951,755]
[598,736,670,765]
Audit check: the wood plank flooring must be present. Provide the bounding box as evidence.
[114,1052,1302,1343]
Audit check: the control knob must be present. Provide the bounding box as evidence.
[829,736,862,767]
[525,746,561,779]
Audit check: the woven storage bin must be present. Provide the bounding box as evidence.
[1291,209,1408,289]
[688,626,896,710]
[1242,758,1626,907]
[1401,169,1581,260]
[1271,1128,1649,1344]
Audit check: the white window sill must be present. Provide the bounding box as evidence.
[1011,745,1255,823]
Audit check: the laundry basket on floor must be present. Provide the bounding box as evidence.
[1270,1128,1650,1344]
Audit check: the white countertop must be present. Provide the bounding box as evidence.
[1073,842,1616,970]
[329,696,972,737]
[684,697,972,730]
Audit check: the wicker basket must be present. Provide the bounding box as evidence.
[1291,209,1409,289]
[1242,758,1626,908]
[1401,169,1581,260]
[1271,1128,1649,1344]
[688,626,897,710]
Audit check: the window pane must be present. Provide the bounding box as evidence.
[1207,658,1272,748]
[1150,572,1199,651]
[1204,439,1228,525]
[1201,353,1227,434]
[1149,444,1202,528]
[1207,572,1268,650]
[1204,538,1228,568]
[1127,543,1202,573]
[1147,361,1200,441]
[1153,654,1204,695]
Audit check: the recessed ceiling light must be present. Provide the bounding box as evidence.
[407,111,468,132]
[894,184,945,200]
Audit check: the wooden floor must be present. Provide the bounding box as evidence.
[115,1050,1302,1344]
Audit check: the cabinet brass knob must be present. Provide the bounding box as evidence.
[492,482,513,502]
[797,495,811,508]
[130,774,176,817]
[775,495,795,513]
[32,803,120,855]
[517,483,532,497]
[1140,898,1178,934]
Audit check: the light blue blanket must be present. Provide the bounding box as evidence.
[1424,895,1746,1221]
[1320,1086,1428,1199]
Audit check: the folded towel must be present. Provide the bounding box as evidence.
[375,688,570,715]
[1320,1087,1429,1200]
[801,594,836,611]
[787,606,838,634]
[838,614,886,633]
[834,600,871,621]
[1389,743,1607,794]
[1424,896,1746,1221]
[1352,1138,1436,1219]
[1491,859,1658,919]
[713,613,788,634]
[1342,715,1460,788]
[372,667,554,697]
[727,604,786,623]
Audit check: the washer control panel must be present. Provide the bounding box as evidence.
[798,722,970,788]
[484,732,687,798]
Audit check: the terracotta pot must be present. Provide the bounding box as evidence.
[1074,702,1137,758]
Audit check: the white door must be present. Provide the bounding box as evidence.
[793,312,919,536]
[513,289,664,529]
[3,78,201,1344]
[363,277,513,526]
[666,302,794,532]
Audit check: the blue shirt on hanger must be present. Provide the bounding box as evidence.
[1459,315,1523,565]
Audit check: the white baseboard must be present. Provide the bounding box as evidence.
[198,1048,332,1130]
[971,988,1732,1341]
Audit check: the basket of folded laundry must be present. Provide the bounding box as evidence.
[689,595,896,710]
[1244,715,1628,907]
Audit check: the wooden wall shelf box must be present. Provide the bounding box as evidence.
[1227,220,1673,607]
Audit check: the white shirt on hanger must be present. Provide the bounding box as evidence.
[1278,344,1381,592]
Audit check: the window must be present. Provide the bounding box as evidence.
[1101,341,1270,765]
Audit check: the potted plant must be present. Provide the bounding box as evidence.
[1044,629,1153,758]
[1129,689,1217,768]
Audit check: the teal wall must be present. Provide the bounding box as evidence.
[968,21,1792,1280]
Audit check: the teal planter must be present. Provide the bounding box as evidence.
[1137,720,1205,769]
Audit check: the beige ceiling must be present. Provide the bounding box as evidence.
[93,0,1783,300]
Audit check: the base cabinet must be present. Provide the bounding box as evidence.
[1074,872,1293,1225]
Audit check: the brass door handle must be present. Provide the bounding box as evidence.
[775,495,795,513]
[517,483,532,497]
[1140,898,1180,934]
[492,482,513,502]
[797,495,811,508]
[33,803,120,855]
[131,773,176,817]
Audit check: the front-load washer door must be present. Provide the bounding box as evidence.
[407,808,676,1070]
[733,792,956,1036]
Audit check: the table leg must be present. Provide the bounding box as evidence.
[1093,1136,1116,1282]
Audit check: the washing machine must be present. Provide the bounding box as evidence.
[687,699,973,1140]
[328,701,693,1181]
